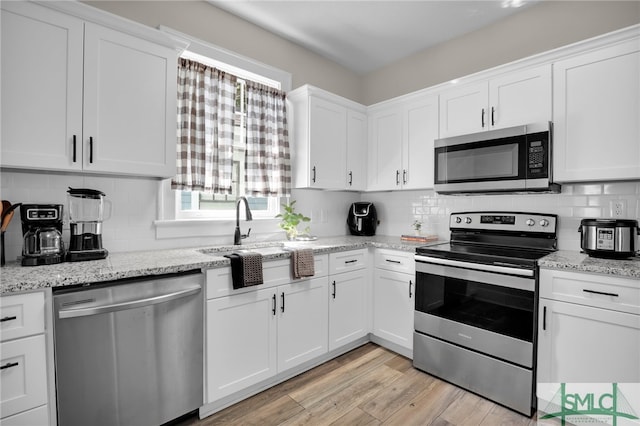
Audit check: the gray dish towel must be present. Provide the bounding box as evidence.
[225,252,264,289]
[287,248,315,279]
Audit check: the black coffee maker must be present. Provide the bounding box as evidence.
[20,204,65,266]
[347,202,378,236]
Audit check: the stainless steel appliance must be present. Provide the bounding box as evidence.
[434,122,560,194]
[347,202,378,236]
[53,271,203,426]
[67,187,108,261]
[579,218,639,258]
[20,204,65,266]
[413,212,558,416]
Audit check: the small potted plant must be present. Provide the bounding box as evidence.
[412,220,423,236]
[276,200,311,240]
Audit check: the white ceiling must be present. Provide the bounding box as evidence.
[207,0,537,74]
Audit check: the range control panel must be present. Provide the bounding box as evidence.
[450,212,557,234]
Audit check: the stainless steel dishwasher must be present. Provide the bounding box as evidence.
[53,270,203,426]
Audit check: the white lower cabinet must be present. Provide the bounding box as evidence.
[372,249,415,355]
[537,269,640,384]
[204,261,329,403]
[328,250,368,351]
[0,292,51,425]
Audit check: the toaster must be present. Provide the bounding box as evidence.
[347,202,377,236]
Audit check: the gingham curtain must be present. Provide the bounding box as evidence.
[245,81,291,197]
[171,58,237,194]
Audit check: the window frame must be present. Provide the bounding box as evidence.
[161,26,292,224]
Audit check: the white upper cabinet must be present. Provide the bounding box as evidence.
[439,65,552,138]
[553,38,640,182]
[1,2,84,172]
[368,93,438,191]
[1,1,179,178]
[288,85,367,190]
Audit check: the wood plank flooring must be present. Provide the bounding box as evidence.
[179,343,539,426]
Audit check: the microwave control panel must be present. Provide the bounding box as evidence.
[526,132,549,177]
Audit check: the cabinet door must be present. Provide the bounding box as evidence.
[367,107,403,190]
[277,278,328,372]
[553,39,640,182]
[205,288,277,402]
[372,269,414,351]
[439,81,488,138]
[329,270,368,351]
[537,299,640,383]
[83,23,177,177]
[488,64,551,130]
[308,97,347,189]
[402,94,439,189]
[346,109,367,191]
[1,1,83,171]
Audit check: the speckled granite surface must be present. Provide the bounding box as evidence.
[539,250,640,279]
[0,235,433,294]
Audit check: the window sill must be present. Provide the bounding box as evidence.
[154,217,281,239]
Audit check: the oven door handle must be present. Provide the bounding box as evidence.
[414,255,534,277]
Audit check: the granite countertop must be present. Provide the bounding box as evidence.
[539,250,640,279]
[0,235,434,295]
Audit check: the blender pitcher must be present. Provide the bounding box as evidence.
[67,187,109,261]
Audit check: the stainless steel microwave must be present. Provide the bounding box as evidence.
[434,122,560,194]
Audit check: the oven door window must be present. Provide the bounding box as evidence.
[435,136,525,184]
[415,271,534,342]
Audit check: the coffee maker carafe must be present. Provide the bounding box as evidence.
[20,204,65,266]
[67,188,109,262]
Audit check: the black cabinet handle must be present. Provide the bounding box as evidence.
[332,281,336,299]
[481,108,485,128]
[491,107,495,126]
[403,169,407,185]
[542,306,547,331]
[409,280,413,298]
[583,289,619,297]
[1,362,19,370]
[386,259,401,264]
[89,136,94,163]
[272,294,276,315]
[0,316,17,322]
[348,171,353,186]
[72,135,77,163]
[344,259,358,264]
[396,170,400,185]
[281,292,285,313]
[312,166,316,183]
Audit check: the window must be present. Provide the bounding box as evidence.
[174,52,283,220]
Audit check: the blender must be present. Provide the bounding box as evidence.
[67,187,109,262]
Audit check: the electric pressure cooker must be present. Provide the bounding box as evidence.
[579,218,639,259]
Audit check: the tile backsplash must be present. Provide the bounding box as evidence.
[364,181,640,251]
[1,169,638,262]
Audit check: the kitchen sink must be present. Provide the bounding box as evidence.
[197,243,287,258]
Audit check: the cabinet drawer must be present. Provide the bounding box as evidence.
[374,249,415,275]
[329,249,367,275]
[206,254,328,299]
[0,292,45,342]
[540,269,640,315]
[0,335,48,419]
[1,404,49,425]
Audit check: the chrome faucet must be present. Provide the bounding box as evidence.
[234,196,253,245]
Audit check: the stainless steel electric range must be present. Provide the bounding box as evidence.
[413,211,558,416]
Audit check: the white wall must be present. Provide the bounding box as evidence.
[0,170,360,262]
[363,182,640,251]
[2,169,638,262]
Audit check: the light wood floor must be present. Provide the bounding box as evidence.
[179,343,539,426]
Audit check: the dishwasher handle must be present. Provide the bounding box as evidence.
[58,285,201,319]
